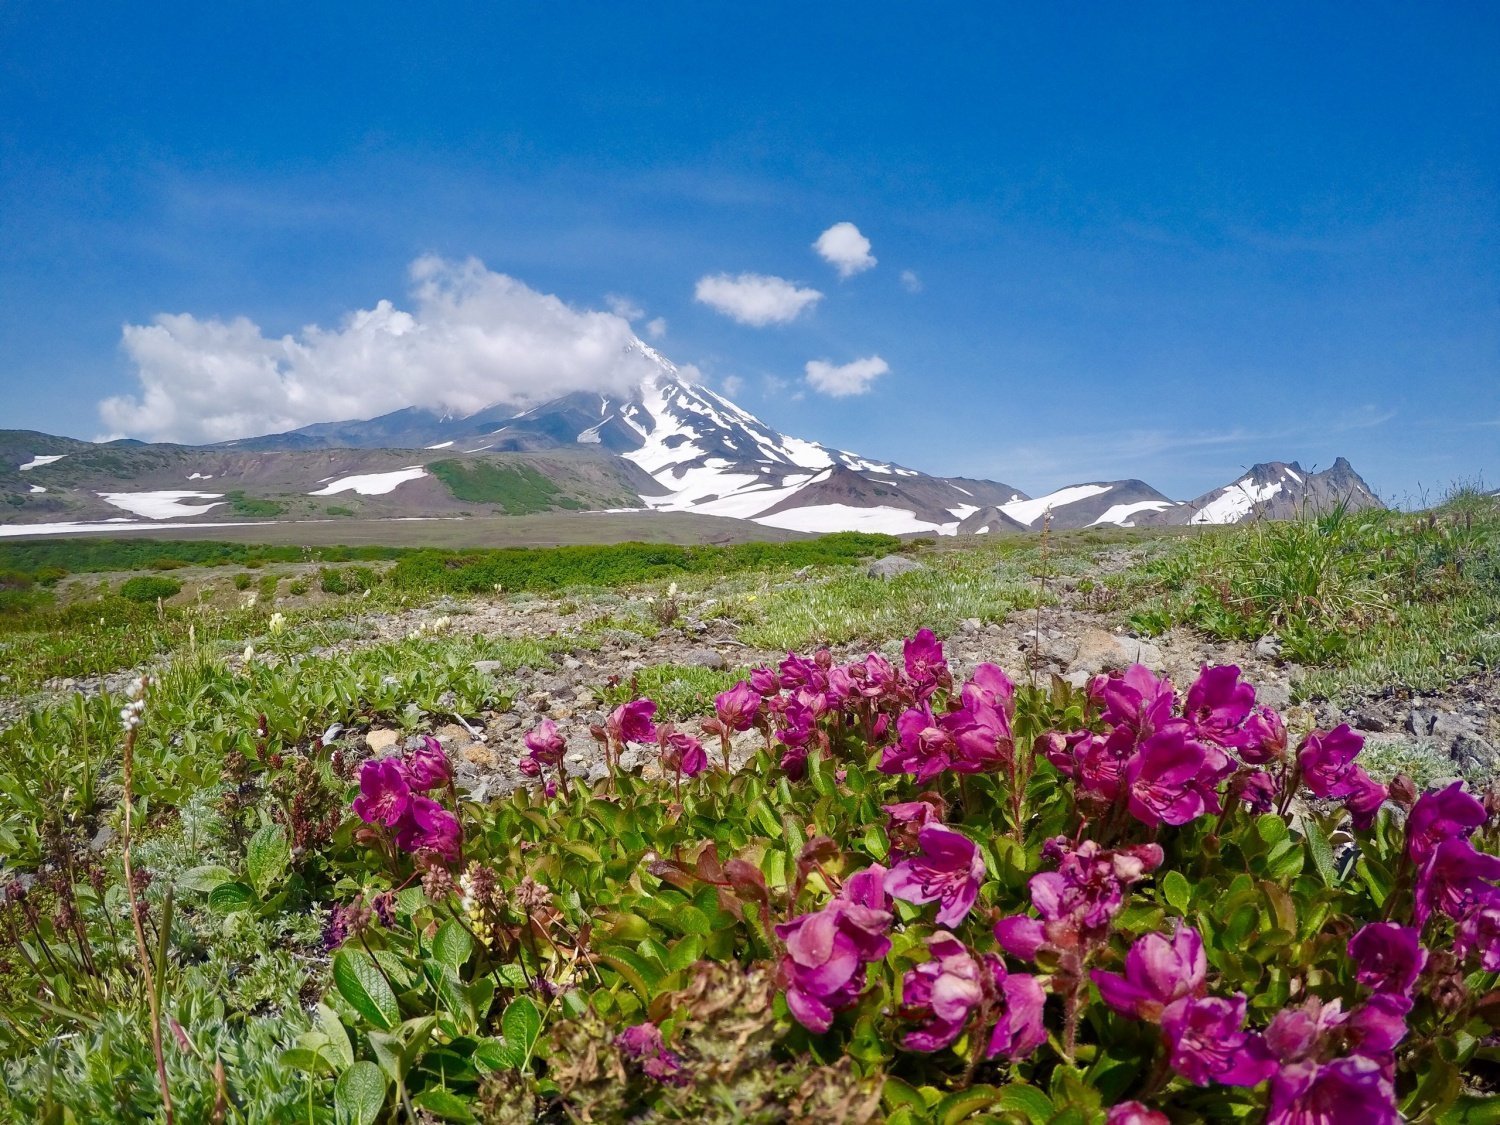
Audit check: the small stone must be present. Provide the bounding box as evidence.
[471,660,504,676]
[1257,681,1292,710]
[365,728,400,753]
[90,825,116,852]
[462,743,494,767]
[1406,709,1438,736]
[682,647,729,670]
[865,556,926,581]
[1451,734,1500,776]
[1062,670,1092,690]
[1352,710,1390,734]
[959,618,981,634]
[1254,635,1282,660]
[562,656,582,671]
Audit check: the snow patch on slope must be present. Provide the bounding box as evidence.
[1002,484,1113,528]
[1191,480,1284,525]
[99,490,226,518]
[19,455,66,471]
[310,467,427,496]
[1089,500,1176,527]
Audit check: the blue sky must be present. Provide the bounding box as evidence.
[1,2,1496,501]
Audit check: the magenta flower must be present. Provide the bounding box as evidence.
[523,718,566,766]
[1342,767,1387,831]
[1455,900,1500,971]
[1406,781,1487,866]
[1031,838,1156,933]
[352,758,411,827]
[1347,922,1427,997]
[1184,664,1256,747]
[1240,706,1289,764]
[712,681,761,732]
[778,651,827,691]
[849,653,898,699]
[400,736,452,791]
[1096,664,1177,737]
[1296,724,1366,797]
[881,706,958,781]
[774,865,892,1033]
[884,824,985,928]
[1125,722,1209,827]
[964,662,1016,711]
[393,795,462,862]
[1265,1057,1398,1125]
[1092,925,1207,1021]
[608,699,658,745]
[616,1022,690,1087]
[1414,837,1500,924]
[898,932,990,1051]
[1107,1104,1170,1125]
[883,796,944,853]
[1161,994,1276,1087]
[1342,993,1411,1064]
[903,628,949,694]
[1231,768,1279,812]
[989,970,1047,1061]
[748,666,779,696]
[661,730,709,777]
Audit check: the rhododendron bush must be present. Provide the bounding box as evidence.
[317,629,1498,1122]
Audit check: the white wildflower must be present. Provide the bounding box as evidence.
[268,611,286,635]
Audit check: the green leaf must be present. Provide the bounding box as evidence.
[246,823,290,898]
[332,948,400,1031]
[934,1084,1006,1123]
[334,1060,386,1125]
[316,1003,355,1071]
[207,881,255,914]
[471,1037,514,1075]
[1161,870,1192,913]
[502,996,542,1065]
[1255,814,1290,847]
[411,1087,476,1122]
[432,919,473,972]
[991,1083,1054,1123]
[279,1047,334,1076]
[1305,826,1338,887]
[181,865,236,893]
[882,1077,927,1112]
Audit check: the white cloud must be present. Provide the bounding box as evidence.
[720,374,744,397]
[813,222,876,278]
[100,256,664,444]
[606,294,644,320]
[645,317,667,340]
[693,272,822,326]
[900,269,922,293]
[804,355,890,397]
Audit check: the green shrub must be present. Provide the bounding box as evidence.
[147,557,189,570]
[225,490,288,518]
[287,577,311,596]
[119,575,182,603]
[428,459,568,513]
[233,573,253,591]
[319,566,376,595]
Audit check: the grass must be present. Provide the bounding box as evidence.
[1115,494,1500,700]
[428,459,576,513]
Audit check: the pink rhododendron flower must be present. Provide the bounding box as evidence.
[898,932,990,1051]
[1342,767,1388,831]
[749,666,779,696]
[523,719,566,767]
[661,730,708,777]
[1347,922,1428,997]
[1240,706,1289,764]
[849,653,898,699]
[400,736,452,791]
[1107,1104,1169,1125]
[997,840,1162,962]
[1125,722,1209,827]
[1297,725,1366,797]
[774,865,892,1033]
[352,758,411,827]
[1265,1057,1398,1125]
[1184,664,1256,747]
[896,932,1046,1060]
[1095,664,1176,737]
[882,796,945,853]
[616,1022,690,1087]
[1231,768,1279,812]
[1406,781,1488,866]
[608,699,659,745]
[1414,837,1500,924]
[884,824,985,927]
[1092,925,1207,1021]
[1161,993,1276,1087]
[903,628,950,695]
[964,662,1016,711]
[1456,900,1500,971]
[393,795,462,862]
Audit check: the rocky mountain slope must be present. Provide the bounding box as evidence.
[3,341,1386,536]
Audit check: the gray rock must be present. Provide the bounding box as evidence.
[1407,709,1438,736]
[865,556,926,581]
[1068,629,1163,675]
[682,647,729,670]
[1062,670,1093,690]
[90,825,116,853]
[1254,635,1283,660]
[1257,680,1292,710]
[1352,710,1390,734]
[959,618,982,634]
[471,660,505,676]
[1451,734,1500,777]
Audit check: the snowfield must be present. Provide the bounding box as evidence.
[1191,479,1284,525]
[18,454,66,471]
[98,490,226,518]
[309,467,427,496]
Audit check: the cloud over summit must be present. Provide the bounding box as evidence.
[693,272,823,326]
[100,256,660,444]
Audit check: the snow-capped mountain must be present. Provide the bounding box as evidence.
[5,341,1386,537]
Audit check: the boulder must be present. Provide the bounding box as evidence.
[682,647,729,670]
[1068,629,1164,675]
[365,728,400,753]
[865,556,927,581]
